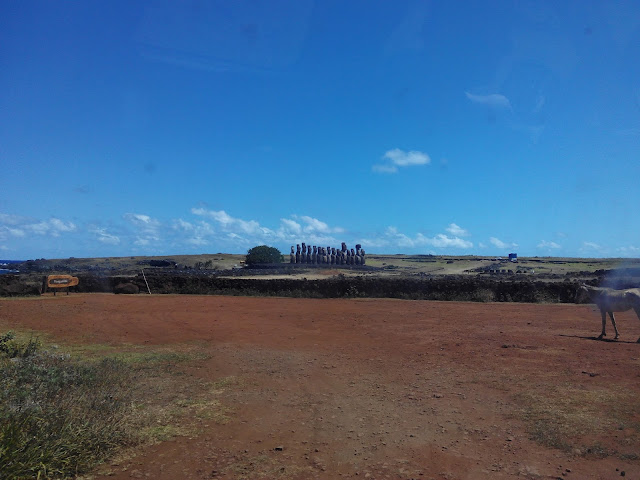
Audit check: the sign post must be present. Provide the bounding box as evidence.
[45,275,80,295]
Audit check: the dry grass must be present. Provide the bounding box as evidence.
[514,383,640,457]
[0,330,233,479]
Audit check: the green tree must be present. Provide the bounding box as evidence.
[245,245,284,265]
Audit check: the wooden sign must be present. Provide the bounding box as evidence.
[47,275,79,288]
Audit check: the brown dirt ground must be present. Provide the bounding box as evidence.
[2,294,640,480]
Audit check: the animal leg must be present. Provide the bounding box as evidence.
[609,312,620,339]
[597,310,607,339]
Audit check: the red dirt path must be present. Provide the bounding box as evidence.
[2,294,640,479]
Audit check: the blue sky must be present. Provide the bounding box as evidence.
[1,1,639,259]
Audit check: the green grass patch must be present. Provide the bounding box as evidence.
[0,331,228,479]
[0,335,136,479]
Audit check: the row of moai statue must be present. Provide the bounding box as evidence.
[290,242,366,265]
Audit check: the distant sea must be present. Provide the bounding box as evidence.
[0,260,23,274]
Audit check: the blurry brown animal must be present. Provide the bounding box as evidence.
[578,284,640,342]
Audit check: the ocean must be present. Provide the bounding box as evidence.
[0,260,23,274]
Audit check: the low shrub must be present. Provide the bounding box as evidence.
[0,333,136,479]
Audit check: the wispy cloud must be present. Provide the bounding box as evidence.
[172,219,215,247]
[445,223,470,237]
[192,208,273,237]
[384,148,430,166]
[279,218,302,235]
[1,226,25,238]
[186,209,346,248]
[537,240,561,249]
[124,213,161,246]
[373,148,431,174]
[384,226,473,249]
[297,216,344,235]
[489,237,518,249]
[579,241,607,255]
[465,92,512,110]
[533,94,545,113]
[617,245,640,256]
[0,213,30,226]
[26,218,76,237]
[372,164,399,174]
[90,227,120,245]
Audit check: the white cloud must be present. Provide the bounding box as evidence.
[276,216,343,246]
[192,208,274,236]
[1,214,76,237]
[173,219,214,247]
[0,213,29,226]
[185,209,348,249]
[298,216,344,234]
[173,219,194,231]
[192,208,233,226]
[90,227,120,245]
[537,240,561,249]
[445,223,470,237]
[428,234,473,248]
[26,218,76,237]
[279,218,302,235]
[124,213,160,228]
[465,92,512,109]
[582,241,601,250]
[186,236,209,246]
[374,149,431,174]
[580,241,607,255]
[1,226,25,237]
[489,237,518,249]
[383,148,430,166]
[29,222,51,235]
[617,245,640,256]
[124,213,161,246]
[383,227,473,249]
[49,218,76,234]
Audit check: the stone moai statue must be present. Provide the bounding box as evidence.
[355,244,362,255]
[341,242,347,253]
[340,250,346,265]
[322,247,328,264]
[330,247,336,265]
[296,244,301,264]
[301,243,307,264]
[350,248,356,265]
[360,249,366,265]
[312,246,317,264]
[355,252,361,265]
[290,246,295,264]
[306,245,312,263]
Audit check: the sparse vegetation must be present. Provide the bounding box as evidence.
[0,332,226,480]
[514,384,640,458]
[0,332,136,479]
